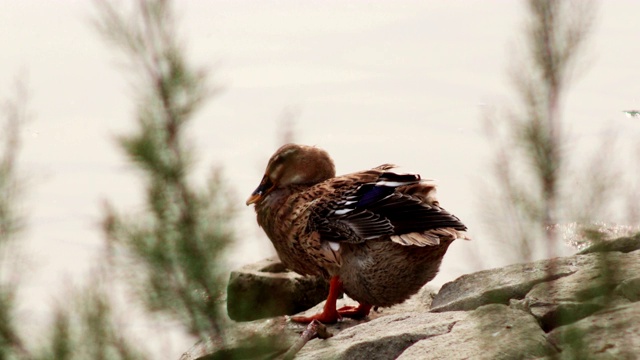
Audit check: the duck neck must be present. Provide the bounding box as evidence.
[255,185,308,237]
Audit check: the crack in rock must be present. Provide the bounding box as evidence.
[430,257,580,313]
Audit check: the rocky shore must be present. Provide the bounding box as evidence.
[182,233,640,359]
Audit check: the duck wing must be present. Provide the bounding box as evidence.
[309,168,467,247]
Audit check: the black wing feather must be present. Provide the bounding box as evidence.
[309,171,466,243]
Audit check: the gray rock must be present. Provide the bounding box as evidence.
[188,288,452,360]
[226,257,329,321]
[615,277,640,302]
[398,304,556,360]
[525,251,640,331]
[547,302,640,359]
[296,311,468,360]
[578,232,640,255]
[412,284,439,310]
[180,317,297,360]
[430,255,581,312]
[186,235,640,360]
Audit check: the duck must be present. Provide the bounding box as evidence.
[246,143,469,324]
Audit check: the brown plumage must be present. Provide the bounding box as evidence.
[247,144,469,323]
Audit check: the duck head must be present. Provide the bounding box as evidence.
[246,144,336,205]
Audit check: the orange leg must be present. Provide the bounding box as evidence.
[290,276,372,324]
[291,276,342,324]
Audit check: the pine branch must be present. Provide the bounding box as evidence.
[95,0,234,340]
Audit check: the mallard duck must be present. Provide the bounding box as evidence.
[246,144,469,323]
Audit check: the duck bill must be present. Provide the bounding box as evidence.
[246,175,272,206]
[246,191,262,206]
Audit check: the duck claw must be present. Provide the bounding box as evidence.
[337,303,372,319]
[290,310,341,324]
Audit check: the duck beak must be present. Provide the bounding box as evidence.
[246,192,261,206]
[246,175,272,206]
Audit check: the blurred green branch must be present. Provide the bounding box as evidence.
[0,79,30,360]
[0,77,145,360]
[94,0,235,341]
[34,277,146,360]
[483,0,596,262]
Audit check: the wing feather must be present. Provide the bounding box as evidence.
[307,168,468,246]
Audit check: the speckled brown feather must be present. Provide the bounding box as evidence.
[249,144,469,308]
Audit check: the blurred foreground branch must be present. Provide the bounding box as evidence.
[483,0,596,262]
[0,77,146,360]
[0,77,29,360]
[94,0,235,341]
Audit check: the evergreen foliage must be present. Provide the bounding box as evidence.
[483,0,596,262]
[0,81,145,360]
[0,80,30,360]
[94,0,235,340]
[1,0,233,357]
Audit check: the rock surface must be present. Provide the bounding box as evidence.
[398,304,555,360]
[185,233,640,360]
[226,257,329,321]
[546,301,640,359]
[297,311,467,360]
[523,251,640,331]
[429,255,579,313]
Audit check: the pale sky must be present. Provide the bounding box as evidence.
[1,1,639,358]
